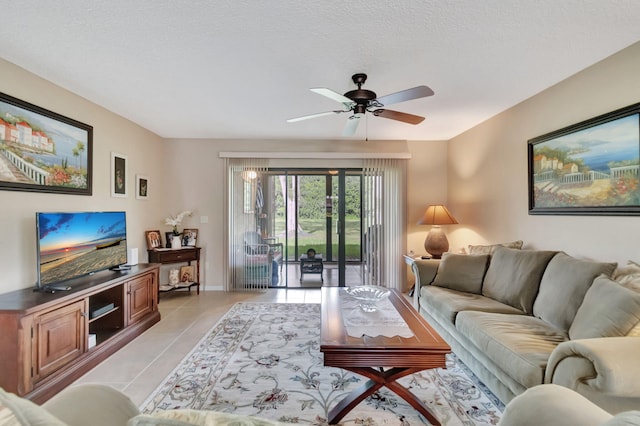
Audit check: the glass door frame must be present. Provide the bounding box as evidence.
[267,167,362,288]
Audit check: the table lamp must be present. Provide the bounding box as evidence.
[418,204,458,259]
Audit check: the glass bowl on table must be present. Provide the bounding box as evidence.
[345,285,390,312]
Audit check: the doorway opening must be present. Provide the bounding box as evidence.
[263,168,363,288]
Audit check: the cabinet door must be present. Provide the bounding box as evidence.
[127,273,156,325]
[32,300,87,382]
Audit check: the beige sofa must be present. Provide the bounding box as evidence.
[0,384,284,426]
[412,245,640,413]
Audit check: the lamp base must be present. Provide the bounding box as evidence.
[424,226,449,259]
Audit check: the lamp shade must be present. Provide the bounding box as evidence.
[417,205,458,259]
[417,205,458,226]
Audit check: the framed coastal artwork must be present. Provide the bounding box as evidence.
[0,92,93,195]
[528,102,640,215]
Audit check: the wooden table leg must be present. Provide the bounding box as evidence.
[327,367,440,425]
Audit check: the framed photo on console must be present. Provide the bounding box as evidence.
[145,230,162,250]
[179,265,195,283]
[182,228,198,246]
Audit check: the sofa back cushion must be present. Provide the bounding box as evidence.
[432,253,490,294]
[533,252,617,332]
[467,240,523,255]
[569,275,640,339]
[482,247,557,314]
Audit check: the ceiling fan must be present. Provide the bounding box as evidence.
[287,73,434,136]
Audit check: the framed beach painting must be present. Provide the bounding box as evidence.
[0,92,93,195]
[528,102,640,215]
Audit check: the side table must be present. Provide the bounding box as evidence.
[148,247,201,295]
[300,253,324,282]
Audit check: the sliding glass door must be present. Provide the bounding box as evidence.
[224,158,405,292]
[269,169,362,287]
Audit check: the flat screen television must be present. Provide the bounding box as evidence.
[36,211,128,291]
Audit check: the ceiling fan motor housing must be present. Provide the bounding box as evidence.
[344,73,376,104]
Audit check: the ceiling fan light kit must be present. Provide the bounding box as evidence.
[287,73,434,136]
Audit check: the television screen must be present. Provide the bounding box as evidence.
[36,211,127,288]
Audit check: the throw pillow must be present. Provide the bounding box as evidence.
[613,261,640,291]
[569,275,640,339]
[533,252,617,332]
[482,247,557,314]
[0,387,66,426]
[432,253,490,294]
[467,240,523,255]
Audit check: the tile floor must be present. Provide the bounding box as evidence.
[73,289,322,406]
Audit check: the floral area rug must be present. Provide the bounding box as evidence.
[141,303,503,425]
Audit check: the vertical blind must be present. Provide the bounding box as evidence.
[362,158,407,290]
[224,158,269,291]
[224,156,406,291]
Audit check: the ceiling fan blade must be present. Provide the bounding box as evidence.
[310,88,354,105]
[342,113,363,136]
[287,110,344,123]
[372,109,425,125]
[375,85,434,107]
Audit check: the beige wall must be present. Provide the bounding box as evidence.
[6,40,635,293]
[447,41,640,264]
[0,58,165,294]
[162,139,448,288]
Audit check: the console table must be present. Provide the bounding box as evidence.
[148,247,201,295]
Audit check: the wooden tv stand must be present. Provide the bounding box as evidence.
[0,264,160,404]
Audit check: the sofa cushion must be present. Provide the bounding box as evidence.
[456,311,568,389]
[482,247,557,314]
[421,285,525,324]
[533,252,617,332]
[468,240,523,255]
[569,275,640,339]
[432,253,490,294]
[0,387,66,426]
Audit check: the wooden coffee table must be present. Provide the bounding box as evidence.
[320,287,450,425]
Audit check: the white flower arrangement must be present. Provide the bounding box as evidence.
[165,210,192,235]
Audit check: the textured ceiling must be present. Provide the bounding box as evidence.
[1,1,639,141]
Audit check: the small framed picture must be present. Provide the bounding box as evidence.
[136,174,149,200]
[145,230,162,250]
[179,265,195,283]
[111,152,128,198]
[165,232,181,248]
[182,228,198,247]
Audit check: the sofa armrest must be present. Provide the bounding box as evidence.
[411,259,440,306]
[545,337,640,397]
[498,384,611,426]
[42,384,140,426]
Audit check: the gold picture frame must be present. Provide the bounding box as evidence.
[179,265,195,283]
